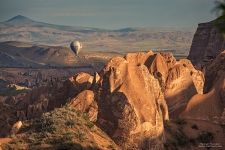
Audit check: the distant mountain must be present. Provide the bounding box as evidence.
[0,15,195,54]
[2,15,103,32]
[6,15,36,25]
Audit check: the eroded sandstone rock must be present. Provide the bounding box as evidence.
[124,51,154,65]
[10,121,22,135]
[163,59,204,114]
[178,59,204,94]
[180,72,225,123]
[145,53,169,92]
[204,51,225,93]
[165,62,198,113]
[139,52,204,115]
[64,72,94,98]
[0,71,97,137]
[69,90,98,122]
[160,52,176,69]
[97,56,168,149]
[181,51,225,124]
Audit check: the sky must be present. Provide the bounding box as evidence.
[0,0,219,29]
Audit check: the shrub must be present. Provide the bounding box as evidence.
[76,130,85,141]
[175,130,189,147]
[65,120,76,128]
[86,121,94,129]
[197,131,214,143]
[62,132,74,141]
[191,124,199,130]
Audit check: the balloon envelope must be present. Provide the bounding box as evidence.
[70,41,82,55]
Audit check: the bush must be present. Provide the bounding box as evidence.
[175,130,189,147]
[191,124,198,130]
[197,131,214,143]
[65,120,76,128]
[76,130,85,141]
[86,121,94,129]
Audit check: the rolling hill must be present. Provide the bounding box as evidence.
[0,41,122,68]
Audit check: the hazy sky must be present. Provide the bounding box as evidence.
[0,0,218,29]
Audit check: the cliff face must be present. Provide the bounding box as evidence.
[97,54,168,149]
[188,20,225,67]
[181,51,225,125]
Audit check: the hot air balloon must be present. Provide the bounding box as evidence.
[70,41,82,56]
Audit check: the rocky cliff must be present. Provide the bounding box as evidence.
[188,20,225,67]
[97,53,169,149]
[181,51,225,125]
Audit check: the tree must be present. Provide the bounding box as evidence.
[214,0,225,33]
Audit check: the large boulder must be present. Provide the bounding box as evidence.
[63,72,94,98]
[10,121,22,135]
[180,72,225,124]
[164,59,204,114]
[178,59,204,94]
[111,51,204,117]
[68,90,98,122]
[138,51,204,115]
[97,56,169,149]
[181,51,225,124]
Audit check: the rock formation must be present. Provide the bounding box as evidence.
[146,53,168,92]
[204,50,225,93]
[140,52,204,115]
[164,59,204,114]
[63,72,94,98]
[0,50,213,149]
[10,121,22,135]
[124,51,154,65]
[160,52,176,69]
[68,90,98,122]
[0,50,205,143]
[124,52,204,114]
[97,55,169,149]
[180,72,225,124]
[188,20,225,67]
[97,51,204,120]
[181,51,225,124]
[0,72,97,137]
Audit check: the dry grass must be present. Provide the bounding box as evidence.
[2,106,118,150]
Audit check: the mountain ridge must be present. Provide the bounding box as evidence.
[0,15,195,53]
[3,15,194,31]
[6,15,34,23]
